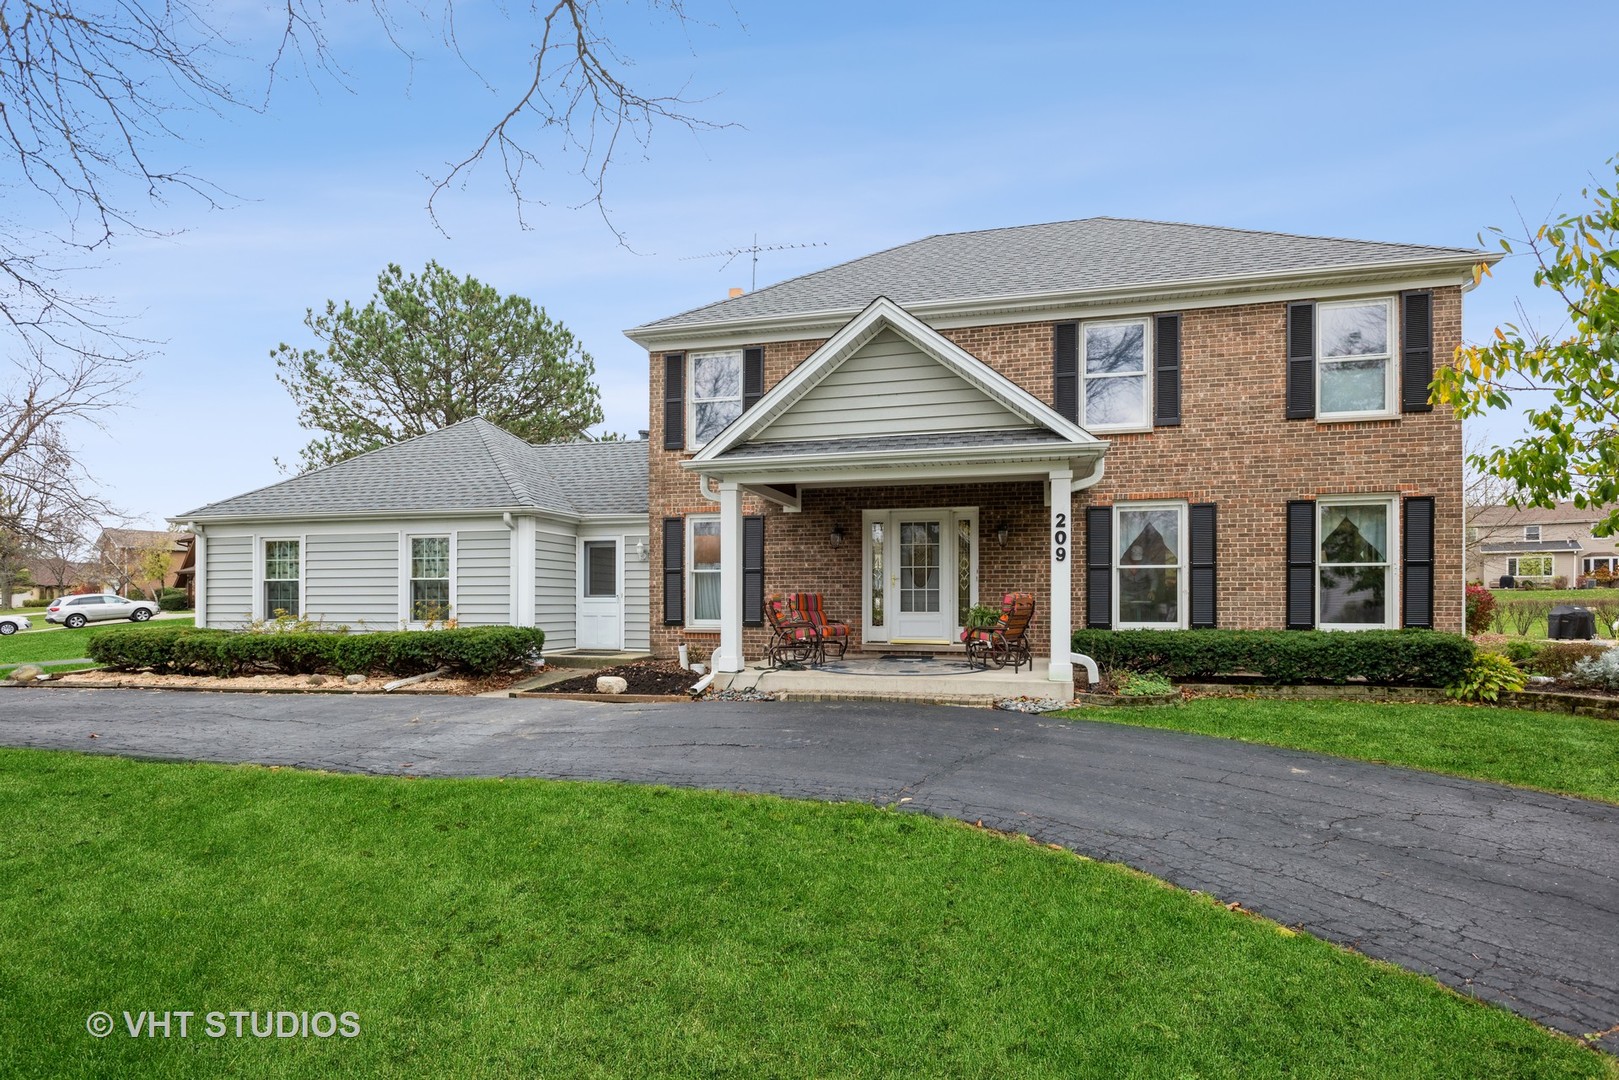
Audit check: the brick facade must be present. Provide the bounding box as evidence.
[647,288,1465,662]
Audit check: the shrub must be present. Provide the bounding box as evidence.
[157,588,190,612]
[1069,629,1474,687]
[1551,575,1569,590]
[20,597,50,609]
[87,625,545,678]
[1116,671,1175,697]
[1565,648,1619,692]
[1523,641,1608,678]
[1464,584,1495,636]
[1496,639,1545,668]
[1446,652,1527,703]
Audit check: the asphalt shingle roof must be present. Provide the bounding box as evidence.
[1471,500,1615,527]
[635,217,1484,332]
[179,419,647,520]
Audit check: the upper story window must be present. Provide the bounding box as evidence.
[1523,524,1541,541]
[688,350,743,447]
[1317,298,1396,420]
[1082,319,1151,431]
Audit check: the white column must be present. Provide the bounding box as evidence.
[715,481,745,673]
[192,531,207,629]
[1048,470,1074,684]
[514,516,537,627]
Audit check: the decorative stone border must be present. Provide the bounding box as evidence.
[1074,692,1181,707]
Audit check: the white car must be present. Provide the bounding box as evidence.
[0,613,30,636]
[45,593,159,629]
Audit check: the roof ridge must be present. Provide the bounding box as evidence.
[469,418,536,507]
[1086,216,1481,256]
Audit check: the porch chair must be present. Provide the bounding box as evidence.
[764,593,820,670]
[962,592,1036,673]
[791,592,852,663]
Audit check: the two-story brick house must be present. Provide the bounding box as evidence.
[626,218,1494,691]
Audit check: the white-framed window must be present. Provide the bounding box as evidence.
[408,536,451,621]
[1115,501,1185,629]
[687,516,722,628]
[1508,555,1554,578]
[1583,556,1617,576]
[1523,524,1541,541]
[1081,318,1152,431]
[1317,497,1396,629]
[688,350,743,447]
[263,538,301,618]
[1316,297,1396,421]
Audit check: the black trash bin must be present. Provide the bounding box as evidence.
[1548,605,1597,640]
[1499,574,1516,590]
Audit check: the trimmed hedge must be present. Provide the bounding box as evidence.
[157,588,190,612]
[1070,629,1474,687]
[87,625,545,678]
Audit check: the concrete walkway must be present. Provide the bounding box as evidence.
[1,688,1615,1053]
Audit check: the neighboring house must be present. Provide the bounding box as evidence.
[625,217,1495,689]
[7,556,100,607]
[174,420,650,652]
[1471,501,1619,586]
[96,527,191,598]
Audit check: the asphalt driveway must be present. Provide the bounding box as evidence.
[3,687,1617,1053]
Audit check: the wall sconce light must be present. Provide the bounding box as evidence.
[995,520,1011,546]
[635,538,648,562]
[829,524,845,548]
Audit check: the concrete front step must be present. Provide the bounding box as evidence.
[540,650,653,669]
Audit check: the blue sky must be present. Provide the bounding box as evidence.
[31,0,1619,526]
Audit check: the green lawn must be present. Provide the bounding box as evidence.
[1054,699,1619,804]
[0,617,193,667]
[0,751,1608,1078]
[1486,587,1619,638]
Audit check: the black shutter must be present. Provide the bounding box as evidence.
[1189,503,1217,628]
[1402,496,1435,629]
[1053,322,1079,423]
[1154,313,1182,427]
[1286,500,1315,629]
[1286,302,1315,420]
[1085,506,1112,629]
[743,515,765,627]
[743,347,765,412]
[1400,291,1434,414]
[661,516,684,625]
[663,353,686,450]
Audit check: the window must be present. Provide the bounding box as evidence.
[1584,556,1617,577]
[688,350,743,447]
[688,517,722,626]
[1115,503,1184,628]
[1508,556,1554,578]
[1317,499,1394,628]
[869,521,885,629]
[409,537,450,620]
[264,539,300,617]
[584,541,617,598]
[1082,319,1151,430]
[1317,298,1395,420]
[1523,524,1541,541]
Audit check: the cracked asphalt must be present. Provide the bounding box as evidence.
[3,687,1617,1053]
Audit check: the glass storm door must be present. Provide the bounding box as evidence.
[892,516,951,641]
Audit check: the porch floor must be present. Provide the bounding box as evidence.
[719,654,1074,706]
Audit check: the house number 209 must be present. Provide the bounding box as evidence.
[1053,512,1068,562]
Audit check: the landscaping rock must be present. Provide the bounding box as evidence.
[306,674,327,686]
[994,696,1074,714]
[345,674,366,686]
[8,665,43,683]
[596,675,629,695]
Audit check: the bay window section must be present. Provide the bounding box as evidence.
[264,539,300,618]
[688,350,743,447]
[688,518,722,626]
[1116,503,1183,628]
[409,537,451,621]
[1082,319,1150,431]
[1318,499,1394,628]
[1317,298,1395,419]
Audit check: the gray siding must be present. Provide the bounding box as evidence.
[456,530,512,626]
[535,529,576,651]
[623,533,650,651]
[204,533,253,627]
[759,327,1026,441]
[305,533,400,628]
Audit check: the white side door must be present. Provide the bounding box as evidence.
[577,540,621,650]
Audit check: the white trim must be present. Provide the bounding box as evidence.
[192,531,208,629]
[1507,555,1555,580]
[687,348,744,450]
[1316,495,1399,631]
[256,535,305,621]
[1048,471,1074,683]
[400,531,456,628]
[1079,316,1153,434]
[1315,296,1398,422]
[514,517,538,627]
[1112,501,1188,630]
[1523,524,1542,542]
[685,514,722,631]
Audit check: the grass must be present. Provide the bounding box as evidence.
[1486,587,1619,639]
[0,750,1609,1078]
[0,617,192,667]
[1053,699,1619,804]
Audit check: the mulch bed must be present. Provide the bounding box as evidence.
[535,661,702,696]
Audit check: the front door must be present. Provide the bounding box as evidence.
[577,540,621,650]
[892,515,952,642]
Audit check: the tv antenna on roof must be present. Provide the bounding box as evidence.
[681,234,826,292]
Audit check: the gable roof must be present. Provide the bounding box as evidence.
[99,527,188,552]
[177,419,648,521]
[690,296,1101,465]
[1471,500,1615,528]
[632,217,1490,338]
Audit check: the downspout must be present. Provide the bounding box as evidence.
[1067,455,1107,687]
